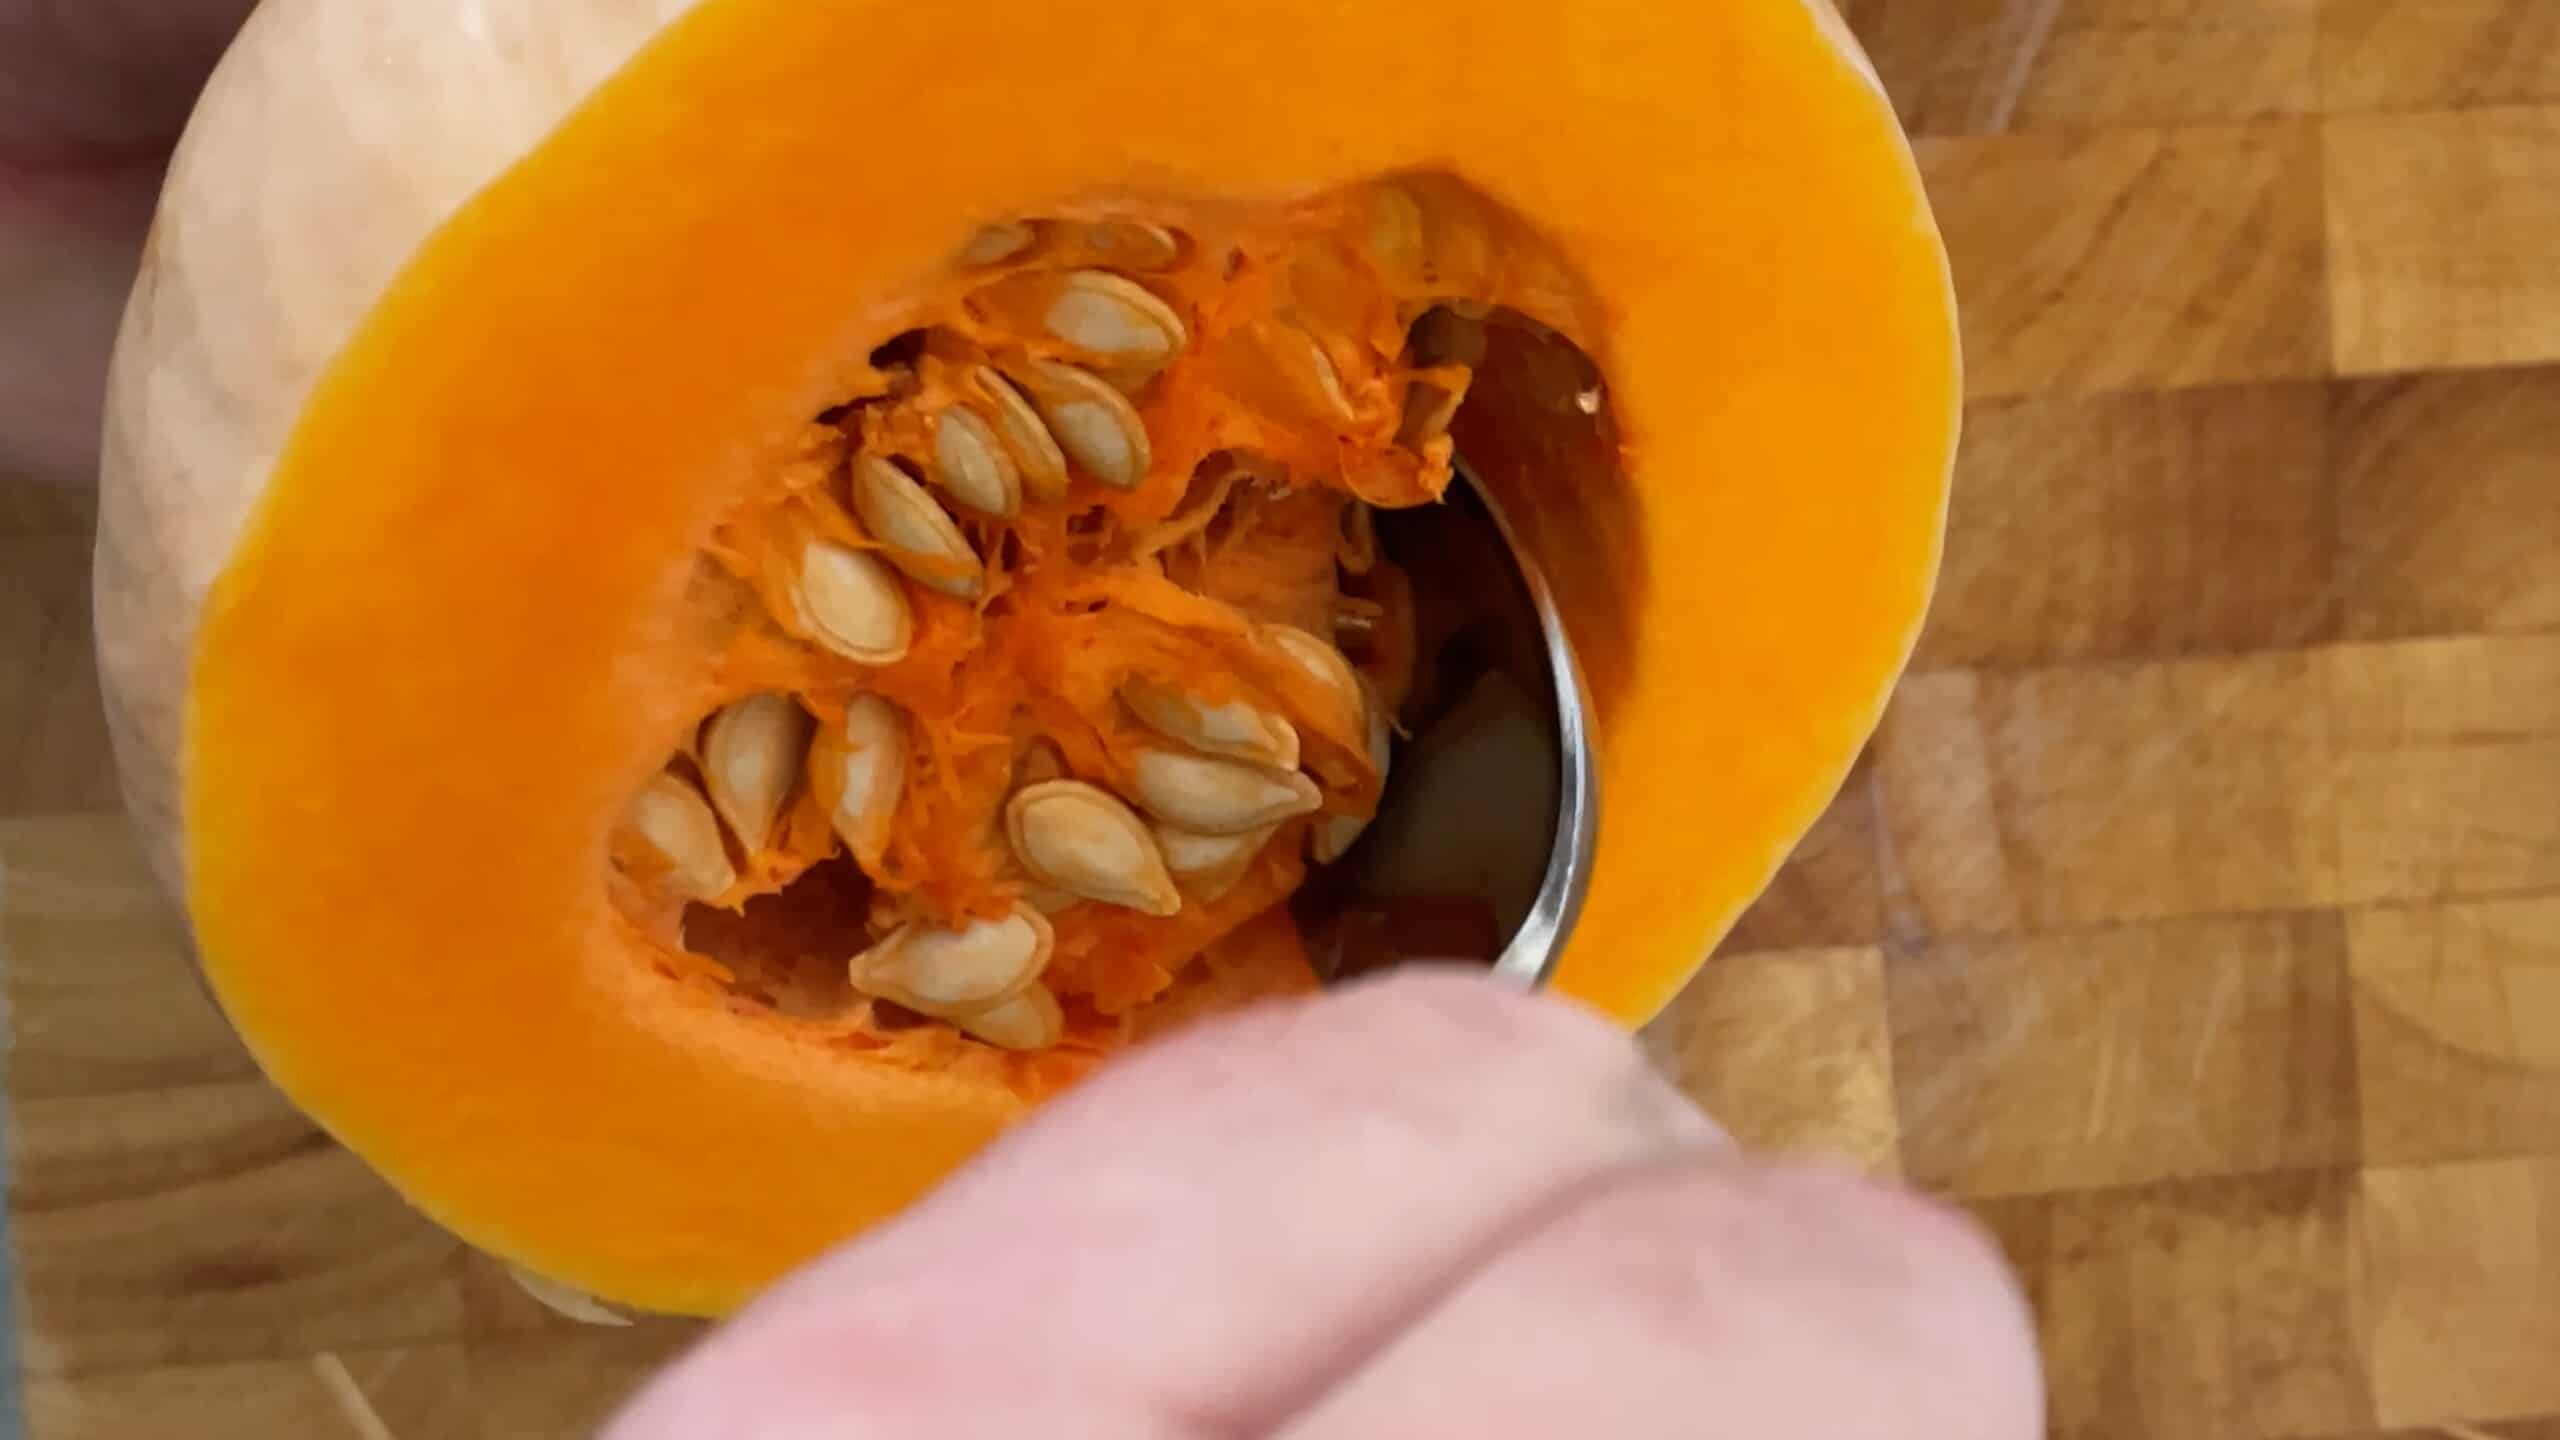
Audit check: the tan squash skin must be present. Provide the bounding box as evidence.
[95,0,1955,1313]
[97,0,696,893]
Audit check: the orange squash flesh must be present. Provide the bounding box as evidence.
[114,0,1955,1315]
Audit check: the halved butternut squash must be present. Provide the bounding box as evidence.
[94,0,1955,1314]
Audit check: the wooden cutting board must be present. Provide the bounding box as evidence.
[6,3,2559,1435]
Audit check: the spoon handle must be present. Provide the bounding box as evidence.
[1452,460,1601,989]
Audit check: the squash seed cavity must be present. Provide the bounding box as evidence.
[609,176,1630,1067]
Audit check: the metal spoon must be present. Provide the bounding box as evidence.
[1294,458,1599,988]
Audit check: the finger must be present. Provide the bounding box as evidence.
[1278,1161,2044,1440]
[609,969,1725,1439]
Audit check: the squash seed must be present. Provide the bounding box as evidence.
[956,983,1065,1051]
[1368,184,1428,285]
[794,538,912,665]
[852,454,983,598]
[1270,321,1356,423]
[1154,821,1276,901]
[850,905,1054,1018]
[930,407,1022,517]
[825,694,907,865]
[972,367,1069,501]
[1312,682,1393,863]
[1130,749,1323,835]
[960,220,1036,266]
[1077,220,1183,271]
[1024,361,1151,489]
[1263,623,1367,736]
[626,771,735,901]
[701,693,811,851]
[1043,270,1188,364]
[1121,677,1300,770]
[1004,780,1182,916]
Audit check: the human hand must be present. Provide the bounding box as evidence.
[607,970,2041,1438]
[2,0,254,486]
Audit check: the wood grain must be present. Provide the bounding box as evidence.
[2360,1157,2560,1427]
[1876,653,2342,938]
[1643,946,1900,1178]
[2334,365,2560,640]
[467,1329,704,1437]
[16,1333,697,1440]
[0,539,119,814]
[21,1346,473,1440]
[2326,106,2560,375]
[2319,0,2560,114]
[1972,1170,2374,1440]
[2351,896,2560,1166]
[2329,635,2560,904]
[1916,382,2334,670]
[2314,1421,2560,1440]
[1843,0,2320,135]
[1890,912,2359,1195]
[9,1076,467,1375]
[1717,754,1884,952]
[0,816,256,1102]
[1921,121,2330,399]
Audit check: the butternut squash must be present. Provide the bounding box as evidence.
[94,0,1956,1315]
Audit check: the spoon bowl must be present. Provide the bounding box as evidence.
[1294,459,1599,987]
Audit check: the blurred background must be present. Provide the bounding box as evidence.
[4,1,2557,1436]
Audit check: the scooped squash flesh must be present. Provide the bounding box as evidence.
[94,0,1956,1315]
